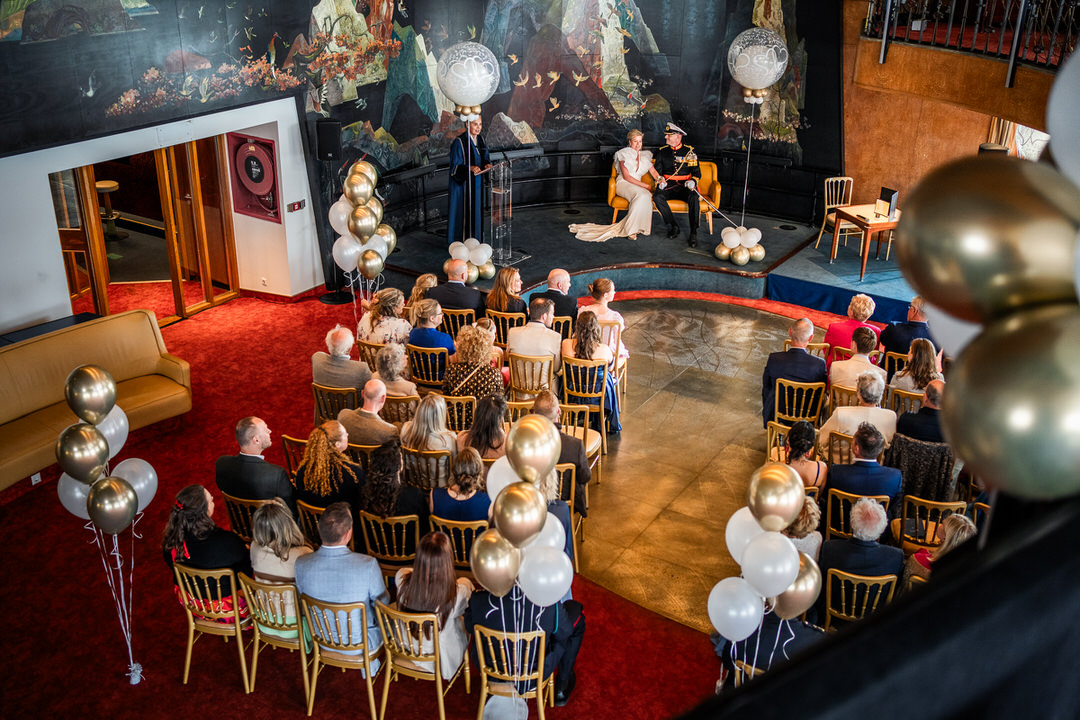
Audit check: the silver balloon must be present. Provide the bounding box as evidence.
[97,404,129,460]
[65,365,117,425]
[56,423,109,485]
[943,302,1080,500]
[57,472,91,520]
[111,457,158,513]
[374,224,397,255]
[506,414,562,483]
[492,481,548,548]
[87,476,138,535]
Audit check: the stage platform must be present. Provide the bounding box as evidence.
[385,203,916,323]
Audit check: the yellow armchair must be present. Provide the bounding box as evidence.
[607,160,720,234]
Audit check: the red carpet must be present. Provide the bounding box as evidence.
[0,295,721,719]
[70,280,205,320]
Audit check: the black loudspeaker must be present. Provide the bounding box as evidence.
[316,120,342,161]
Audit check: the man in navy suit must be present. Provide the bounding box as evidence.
[425,258,485,318]
[896,380,946,443]
[530,268,579,324]
[826,422,903,515]
[880,296,936,379]
[762,318,827,427]
[215,416,296,515]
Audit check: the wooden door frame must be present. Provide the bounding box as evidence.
[73,166,110,317]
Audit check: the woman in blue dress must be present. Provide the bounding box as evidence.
[430,447,490,522]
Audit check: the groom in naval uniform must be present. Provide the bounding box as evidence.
[652,122,702,248]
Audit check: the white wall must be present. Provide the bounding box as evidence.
[0,98,323,335]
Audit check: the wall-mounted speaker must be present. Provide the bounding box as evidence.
[226,132,281,223]
[316,120,342,161]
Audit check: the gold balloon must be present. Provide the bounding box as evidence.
[348,205,378,240]
[470,528,521,597]
[56,423,109,485]
[478,261,496,279]
[365,196,384,225]
[943,302,1080,500]
[896,156,1080,324]
[492,481,548,548]
[349,160,379,187]
[742,87,754,98]
[746,463,805,532]
[730,246,751,266]
[465,261,480,285]
[86,476,138,535]
[374,223,396,255]
[506,414,562,483]
[343,172,374,206]
[65,364,117,425]
[357,249,384,280]
[714,244,732,261]
[772,552,822,620]
[748,244,766,262]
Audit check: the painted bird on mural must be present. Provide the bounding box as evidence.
[547,71,561,85]
[572,71,589,86]
[508,54,518,65]
[533,73,543,88]
[548,97,560,111]
[513,71,529,87]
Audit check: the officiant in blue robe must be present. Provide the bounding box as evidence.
[447,117,491,244]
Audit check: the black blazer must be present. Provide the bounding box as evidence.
[826,460,903,516]
[896,407,945,443]
[530,289,578,320]
[814,537,904,620]
[215,454,296,514]
[426,282,486,317]
[761,348,827,426]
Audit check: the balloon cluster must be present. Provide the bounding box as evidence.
[436,42,500,122]
[447,238,496,284]
[727,27,789,104]
[469,415,573,606]
[708,464,821,643]
[56,366,158,534]
[328,161,398,282]
[715,225,765,266]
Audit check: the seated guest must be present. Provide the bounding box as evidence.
[294,420,364,513]
[408,299,456,381]
[825,422,903,515]
[487,266,527,314]
[904,513,977,584]
[578,278,628,360]
[372,343,417,398]
[442,326,503,417]
[357,287,411,345]
[532,390,591,517]
[784,420,827,492]
[162,484,252,608]
[471,317,508,386]
[530,268,578,320]
[507,297,562,382]
[395,532,475,680]
[338,379,399,447]
[783,496,823,562]
[814,498,904,622]
[295,502,389,664]
[823,293,878,372]
[818,372,897,462]
[215,416,295,515]
[896,379,947,444]
[456,394,508,460]
[714,613,825,686]
[890,338,942,393]
[562,310,621,434]
[249,498,313,640]
[830,326,886,389]
[401,394,457,454]
[360,439,429,529]
[312,324,371,391]
[426,259,485,317]
[880,296,936,377]
[762,318,827,427]
[430,447,490,522]
[406,273,439,326]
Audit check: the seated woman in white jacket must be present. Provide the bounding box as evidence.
[569,129,661,242]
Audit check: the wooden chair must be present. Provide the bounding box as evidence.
[560,403,602,484]
[402,447,453,489]
[884,351,908,379]
[406,344,449,395]
[783,339,830,360]
[826,488,890,541]
[486,310,526,350]
[804,485,819,502]
[506,400,534,424]
[281,435,307,480]
[608,160,721,234]
[774,379,827,427]
[296,500,325,549]
[890,496,966,555]
[551,315,574,341]
[765,420,791,462]
[555,463,583,572]
[598,321,628,403]
[358,511,420,580]
[439,308,475,339]
[829,384,861,411]
[237,573,309,699]
[507,353,556,402]
[172,564,251,692]
[380,394,420,428]
[823,569,897,631]
[814,176,859,253]
[221,492,263,543]
[441,394,476,433]
[906,574,929,592]
[429,515,488,577]
[966,501,991,527]
[827,431,884,466]
[301,595,383,719]
[733,659,764,687]
[562,356,609,454]
[346,442,380,473]
[357,339,384,369]
[889,387,923,416]
[312,382,359,426]
[829,346,884,366]
[474,625,553,720]
[375,602,470,720]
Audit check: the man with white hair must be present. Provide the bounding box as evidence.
[818,372,897,462]
[530,268,578,324]
[312,324,371,391]
[880,296,937,379]
[425,258,486,317]
[337,379,398,447]
[762,317,827,427]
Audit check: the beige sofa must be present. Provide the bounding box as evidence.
[0,309,191,490]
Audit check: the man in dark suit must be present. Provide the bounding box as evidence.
[826,422,903,514]
[880,296,936,379]
[762,318,827,427]
[215,416,296,514]
[425,258,485,318]
[530,268,578,323]
[532,390,590,517]
[896,379,946,443]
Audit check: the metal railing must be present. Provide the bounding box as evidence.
[864,0,1077,85]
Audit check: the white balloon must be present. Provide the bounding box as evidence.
[328,198,353,237]
[741,532,800,597]
[436,42,500,107]
[363,235,389,261]
[924,302,982,358]
[707,577,764,642]
[741,227,762,247]
[332,235,362,273]
[464,237,481,249]
[725,506,766,565]
[112,458,158,513]
[722,233,741,249]
[1047,50,1080,188]
[523,511,566,552]
[96,405,129,460]
[721,227,739,241]
[518,545,574,607]
[450,244,470,261]
[727,28,789,90]
[57,472,91,520]
[469,246,489,266]
[485,456,520,506]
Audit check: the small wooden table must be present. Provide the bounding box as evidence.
[830,203,901,281]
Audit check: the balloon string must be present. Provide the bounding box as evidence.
[127,517,142,684]
[766,613,785,670]
[741,101,756,227]
[781,619,796,661]
[748,605,764,680]
[130,511,144,541]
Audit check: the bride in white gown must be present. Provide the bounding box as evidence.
[570,129,661,242]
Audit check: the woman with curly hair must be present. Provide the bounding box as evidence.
[890,338,942,393]
[401,394,457,454]
[357,287,411,345]
[561,310,620,433]
[486,267,526,314]
[430,447,490,521]
[784,420,827,491]
[455,394,508,460]
[372,342,417,397]
[782,496,823,561]
[406,273,439,325]
[360,438,429,523]
[294,420,364,512]
[250,498,312,639]
[823,293,878,371]
[442,325,503,423]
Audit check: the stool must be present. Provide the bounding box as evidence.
[95,180,127,240]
